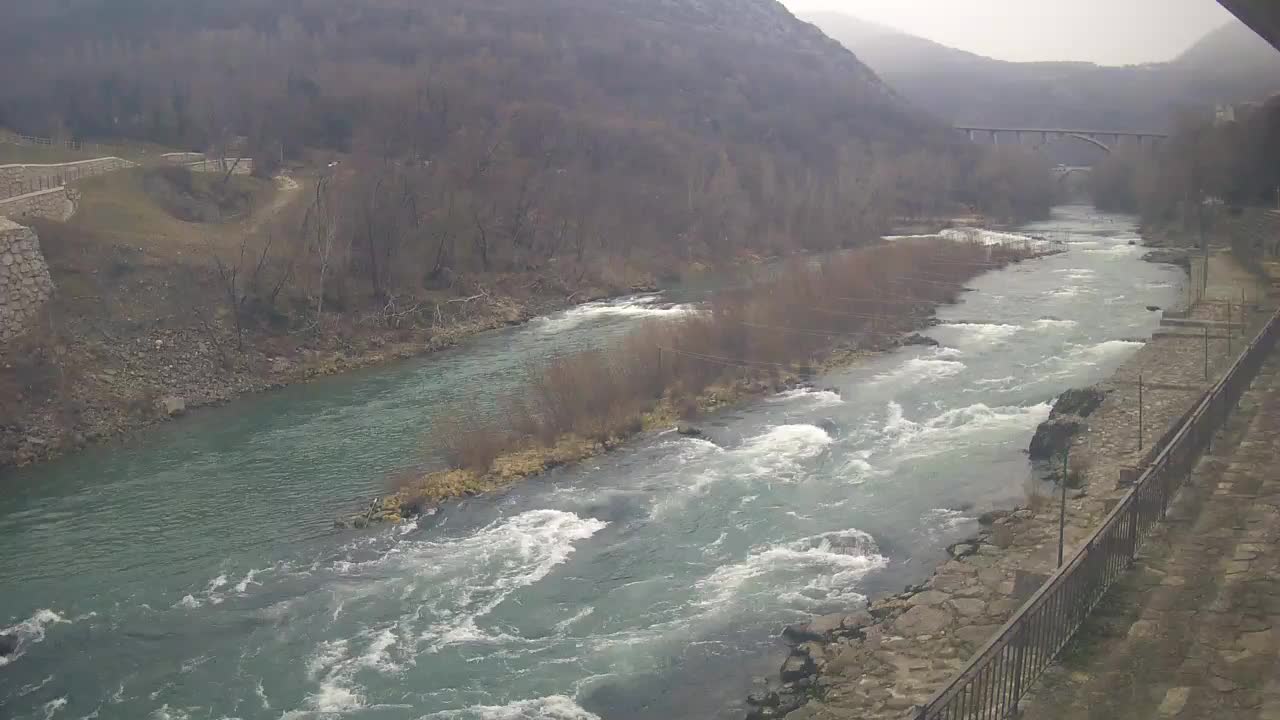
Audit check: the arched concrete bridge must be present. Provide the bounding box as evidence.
[955,126,1169,154]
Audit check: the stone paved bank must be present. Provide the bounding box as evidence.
[1020,348,1280,720]
[0,217,54,342]
[749,251,1276,720]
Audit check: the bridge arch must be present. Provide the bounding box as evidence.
[1063,133,1111,154]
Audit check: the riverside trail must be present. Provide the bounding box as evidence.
[0,206,1185,720]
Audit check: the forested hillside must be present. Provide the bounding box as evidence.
[808,13,1280,132]
[0,0,1052,280]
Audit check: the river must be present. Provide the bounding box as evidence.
[0,206,1184,720]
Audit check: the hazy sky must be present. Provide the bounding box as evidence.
[780,0,1238,65]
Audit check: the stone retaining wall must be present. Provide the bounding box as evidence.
[160,152,206,164]
[0,218,54,343]
[184,157,254,175]
[0,186,75,222]
[0,157,133,200]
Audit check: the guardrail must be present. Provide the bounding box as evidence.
[916,305,1280,720]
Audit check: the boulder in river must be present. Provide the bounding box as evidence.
[676,423,703,438]
[779,653,817,682]
[1028,417,1083,461]
[0,633,16,657]
[1051,387,1108,419]
[901,333,940,347]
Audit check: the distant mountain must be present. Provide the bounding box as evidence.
[805,12,1280,133]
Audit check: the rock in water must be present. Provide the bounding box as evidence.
[779,653,817,682]
[676,423,703,437]
[158,396,187,417]
[901,333,940,347]
[1051,387,1107,418]
[1028,417,1083,460]
[0,633,16,657]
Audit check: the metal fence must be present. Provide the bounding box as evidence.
[917,305,1280,720]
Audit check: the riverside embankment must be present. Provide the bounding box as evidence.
[764,247,1273,720]
[0,206,1186,720]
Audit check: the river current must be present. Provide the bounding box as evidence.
[0,207,1183,720]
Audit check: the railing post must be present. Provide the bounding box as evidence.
[1127,498,1139,563]
[1011,624,1028,714]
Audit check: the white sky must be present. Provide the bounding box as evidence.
[780,0,1239,65]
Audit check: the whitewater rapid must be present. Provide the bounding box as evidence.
[0,207,1186,720]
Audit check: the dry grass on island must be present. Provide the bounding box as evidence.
[350,238,1037,526]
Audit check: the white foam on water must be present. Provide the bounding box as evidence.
[835,449,878,484]
[423,695,601,720]
[42,697,68,720]
[768,388,843,407]
[174,595,201,609]
[358,628,401,673]
[935,323,1021,349]
[298,639,367,716]
[254,680,270,710]
[881,401,1052,458]
[933,346,964,359]
[0,609,70,668]
[1083,243,1140,256]
[939,227,1040,247]
[923,508,973,533]
[1050,286,1082,298]
[553,606,595,634]
[535,296,695,334]
[696,529,886,611]
[19,674,56,697]
[1034,319,1078,330]
[734,424,833,480]
[1053,268,1096,278]
[872,358,966,386]
[671,437,724,461]
[406,510,606,652]
[1069,340,1145,366]
[234,569,260,594]
[149,706,191,720]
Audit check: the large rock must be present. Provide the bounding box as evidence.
[676,423,703,437]
[0,633,16,657]
[158,396,187,417]
[1051,387,1108,419]
[779,653,817,682]
[1028,417,1083,461]
[901,333,940,347]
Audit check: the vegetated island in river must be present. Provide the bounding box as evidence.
[345,235,1053,527]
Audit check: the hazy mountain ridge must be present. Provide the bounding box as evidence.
[806,11,1280,132]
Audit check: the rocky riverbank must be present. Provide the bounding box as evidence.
[0,285,652,471]
[742,253,1274,720]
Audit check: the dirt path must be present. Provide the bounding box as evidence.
[1020,350,1280,720]
[243,173,303,237]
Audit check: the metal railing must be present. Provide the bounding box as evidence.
[917,305,1280,720]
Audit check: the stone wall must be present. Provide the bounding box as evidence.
[0,187,75,222]
[160,152,206,164]
[0,157,133,200]
[184,157,254,175]
[0,218,54,343]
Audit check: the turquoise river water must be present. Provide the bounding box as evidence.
[0,207,1184,720]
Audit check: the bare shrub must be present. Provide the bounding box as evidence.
[423,238,1033,472]
[437,419,511,473]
